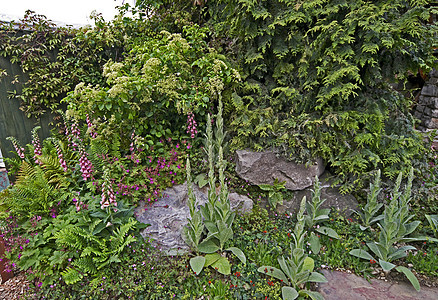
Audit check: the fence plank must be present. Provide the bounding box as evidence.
[0,56,54,160]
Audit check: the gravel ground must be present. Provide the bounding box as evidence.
[0,272,31,300]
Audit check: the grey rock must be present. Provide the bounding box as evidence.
[235,150,325,191]
[413,110,423,120]
[422,85,438,97]
[429,77,438,85]
[134,183,253,251]
[431,109,438,118]
[424,117,438,129]
[424,107,432,117]
[275,173,358,217]
[416,104,425,113]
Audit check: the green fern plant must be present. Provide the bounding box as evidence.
[55,217,139,284]
[1,161,65,219]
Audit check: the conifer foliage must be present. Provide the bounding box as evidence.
[208,0,437,189]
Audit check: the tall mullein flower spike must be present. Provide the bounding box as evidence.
[218,145,228,205]
[186,157,196,216]
[206,113,216,192]
[214,98,226,153]
[31,126,42,165]
[6,137,25,159]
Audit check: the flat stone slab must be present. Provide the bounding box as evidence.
[318,270,438,300]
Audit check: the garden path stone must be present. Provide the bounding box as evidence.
[318,269,438,300]
[134,183,253,253]
[276,173,358,217]
[235,150,325,190]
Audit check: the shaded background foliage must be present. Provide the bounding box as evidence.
[202,0,438,190]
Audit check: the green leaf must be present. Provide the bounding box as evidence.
[309,232,321,254]
[404,221,421,236]
[388,246,416,261]
[282,286,299,300]
[269,192,283,208]
[308,272,328,283]
[300,290,325,300]
[367,242,387,260]
[226,246,246,265]
[315,226,339,239]
[258,184,274,191]
[204,253,221,267]
[395,266,420,292]
[257,266,289,284]
[349,249,374,261]
[302,257,314,272]
[198,239,220,254]
[194,174,208,188]
[61,267,83,285]
[379,259,396,272]
[190,256,206,276]
[210,256,231,275]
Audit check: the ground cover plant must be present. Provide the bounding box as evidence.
[1,0,438,299]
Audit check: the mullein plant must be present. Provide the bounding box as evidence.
[183,99,246,276]
[258,196,328,300]
[354,170,383,230]
[350,168,424,291]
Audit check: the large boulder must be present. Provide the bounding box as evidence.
[236,150,325,191]
[134,183,253,252]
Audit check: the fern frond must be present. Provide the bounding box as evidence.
[61,267,83,285]
[38,154,69,189]
[73,257,98,274]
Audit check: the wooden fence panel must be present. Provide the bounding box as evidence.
[0,56,54,160]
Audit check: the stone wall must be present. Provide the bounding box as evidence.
[414,69,438,131]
